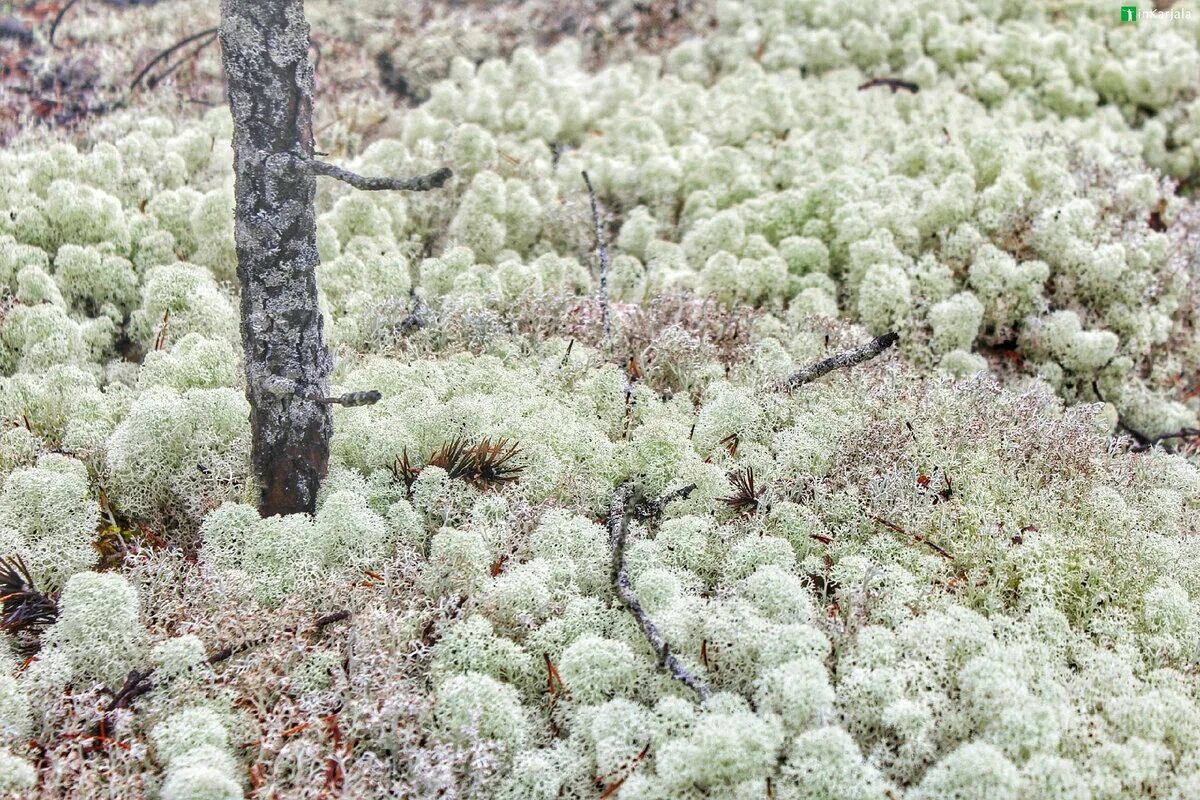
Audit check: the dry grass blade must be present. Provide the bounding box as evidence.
[428,435,477,482]
[390,447,420,495]
[718,467,762,513]
[0,554,58,654]
[397,436,526,491]
[472,437,525,486]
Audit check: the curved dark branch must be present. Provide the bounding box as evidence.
[1092,380,1197,453]
[858,77,919,94]
[48,0,82,50]
[308,160,452,192]
[777,332,898,392]
[1130,427,1200,453]
[609,482,710,702]
[309,37,322,76]
[130,27,220,91]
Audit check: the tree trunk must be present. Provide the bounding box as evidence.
[219,0,331,516]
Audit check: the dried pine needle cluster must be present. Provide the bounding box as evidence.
[0,0,1198,799]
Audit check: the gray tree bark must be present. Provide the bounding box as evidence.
[219,1,451,517]
[220,0,329,517]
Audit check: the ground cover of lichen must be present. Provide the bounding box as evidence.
[0,1,1199,798]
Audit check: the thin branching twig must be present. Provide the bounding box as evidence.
[609,483,710,701]
[1094,380,1198,453]
[105,609,352,714]
[777,331,898,392]
[1129,427,1200,452]
[582,170,612,349]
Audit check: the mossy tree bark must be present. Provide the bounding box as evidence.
[219,1,450,516]
[219,0,330,516]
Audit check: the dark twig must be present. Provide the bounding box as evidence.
[1130,427,1200,453]
[581,171,612,348]
[48,0,82,50]
[867,514,953,561]
[634,483,696,521]
[609,483,710,702]
[309,37,322,76]
[858,77,919,94]
[105,609,351,713]
[1093,380,1196,453]
[130,27,220,91]
[106,668,155,712]
[777,332,898,392]
[315,390,382,407]
[307,160,452,192]
[144,31,218,90]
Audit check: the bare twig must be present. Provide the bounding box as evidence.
[867,514,953,561]
[1130,427,1200,453]
[776,332,898,392]
[634,483,696,521]
[307,160,452,192]
[858,77,919,94]
[581,171,612,348]
[1093,380,1197,453]
[48,0,82,50]
[309,37,322,76]
[105,609,351,713]
[106,668,155,712]
[609,483,710,702]
[314,390,382,407]
[130,27,220,91]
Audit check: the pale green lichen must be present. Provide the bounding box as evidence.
[0,2,1196,797]
[41,571,146,687]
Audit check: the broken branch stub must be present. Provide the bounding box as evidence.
[776,331,899,393]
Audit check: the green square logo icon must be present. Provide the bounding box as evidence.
[1120,5,1137,22]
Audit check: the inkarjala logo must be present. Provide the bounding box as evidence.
[1123,3,1195,21]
